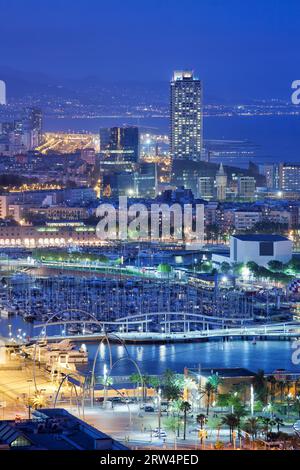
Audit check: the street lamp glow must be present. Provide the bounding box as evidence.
[242,266,250,280]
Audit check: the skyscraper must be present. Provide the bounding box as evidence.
[99,126,139,167]
[0,80,6,106]
[170,71,203,161]
[22,107,43,148]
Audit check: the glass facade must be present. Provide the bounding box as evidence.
[170,71,202,161]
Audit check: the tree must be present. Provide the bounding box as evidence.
[196,413,207,430]
[30,393,48,409]
[164,416,182,449]
[268,260,284,272]
[180,401,191,440]
[162,369,182,403]
[220,262,231,274]
[274,416,284,433]
[201,375,220,415]
[293,397,300,418]
[206,415,223,441]
[267,375,277,403]
[221,413,239,442]
[253,369,268,404]
[242,417,261,441]
[169,399,183,437]
[259,417,275,439]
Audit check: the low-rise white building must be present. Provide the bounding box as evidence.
[230,234,292,267]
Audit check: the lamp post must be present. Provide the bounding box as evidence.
[27,379,33,419]
[158,387,162,438]
[250,384,254,416]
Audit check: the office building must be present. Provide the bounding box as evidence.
[279,163,300,192]
[261,164,280,190]
[99,126,139,167]
[170,70,202,161]
[197,176,214,199]
[135,162,157,198]
[238,176,256,199]
[0,80,6,105]
[22,107,43,148]
[233,210,262,231]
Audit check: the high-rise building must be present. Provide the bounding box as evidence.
[197,176,214,199]
[99,127,139,168]
[215,163,227,201]
[170,71,203,161]
[279,163,300,192]
[22,107,43,148]
[0,80,6,106]
[237,176,256,199]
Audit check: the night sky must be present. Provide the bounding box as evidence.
[0,0,299,99]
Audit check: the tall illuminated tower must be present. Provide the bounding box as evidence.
[0,80,6,105]
[170,71,202,161]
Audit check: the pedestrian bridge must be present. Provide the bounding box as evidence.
[30,320,300,344]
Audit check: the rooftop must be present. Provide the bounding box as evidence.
[200,368,255,378]
[232,234,289,242]
[0,408,128,451]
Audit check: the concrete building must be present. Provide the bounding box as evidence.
[80,147,96,165]
[170,71,202,161]
[230,234,292,266]
[233,210,262,231]
[0,408,127,450]
[280,163,300,192]
[0,196,9,218]
[238,176,256,199]
[197,176,214,199]
[0,80,6,105]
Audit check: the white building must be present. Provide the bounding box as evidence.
[0,80,6,105]
[233,210,262,231]
[230,234,292,267]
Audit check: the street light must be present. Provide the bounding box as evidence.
[157,387,162,438]
[250,384,254,416]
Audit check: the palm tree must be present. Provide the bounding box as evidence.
[221,413,239,442]
[294,379,300,399]
[196,414,207,444]
[253,369,268,404]
[170,399,182,437]
[293,396,300,418]
[31,393,48,409]
[164,416,182,449]
[180,401,191,440]
[207,415,223,441]
[201,375,220,415]
[277,380,285,403]
[274,416,284,433]
[259,417,275,439]
[267,375,277,403]
[242,417,261,441]
[203,382,215,415]
[196,413,207,430]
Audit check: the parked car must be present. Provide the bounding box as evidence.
[144,405,155,412]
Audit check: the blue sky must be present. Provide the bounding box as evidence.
[0,0,299,99]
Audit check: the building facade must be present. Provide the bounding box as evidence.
[230,234,292,267]
[170,71,202,161]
